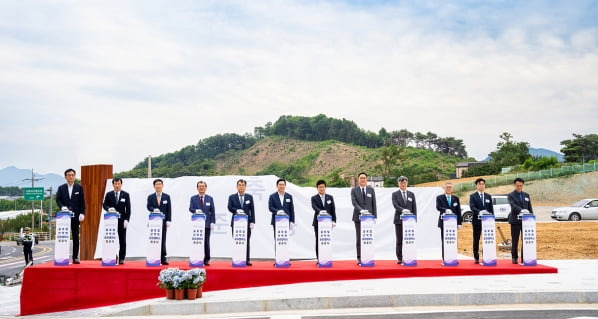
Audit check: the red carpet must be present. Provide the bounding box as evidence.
[20,259,558,315]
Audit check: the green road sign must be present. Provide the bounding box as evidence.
[24,187,45,200]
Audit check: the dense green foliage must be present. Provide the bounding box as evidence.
[0,212,48,236]
[0,186,23,196]
[116,114,469,183]
[488,132,531,167]
[461,162,501,177]
[560,133,598,163]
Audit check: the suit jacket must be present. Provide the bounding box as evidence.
[56,183,86,217]
[102,190,131,221]
[391,189,417,224]
[189,194,216,226]
[351,186,377,222]
[436,194,462,227]
[268,192,295,225]
[507,190,534,225]
[227,193,255,226]
[146,193,172,222]
[311,193,336,227]
[469,192,494,226]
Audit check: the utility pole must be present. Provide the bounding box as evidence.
[148,155,152,178]
[22,169,44,229]
[48,187,53,240]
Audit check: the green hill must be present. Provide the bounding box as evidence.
[115,114,470,186]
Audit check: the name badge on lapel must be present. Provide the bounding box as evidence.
[163,200,168,204]
[286,198,291,203]
[366,193,372,198]
[485,199,490,203]
[453,202,458,207]
[120,198,126,202]
[408,197,413,202]
[206,202,211,206]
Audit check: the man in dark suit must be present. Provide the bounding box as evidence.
[146,179,172,265]
[436,182,462,261]
[227,179,255,265]
[350,172,377,265]
[102,178,131,264]
[469,178,494,264]
[189,180,216,266]
[56,168,86,264]
[268,178,296,253]
[310,179,336,260]
[507,177,534,264]
[391,176,417,264]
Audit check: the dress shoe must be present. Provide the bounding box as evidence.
[73,259,80,264]
[204,262,210,266]
[474,259,479,264]
[161,260,169,265]
[246,262,252,266]
[118,260,125,265]
[512,258,518,264]
[397,259,402,264]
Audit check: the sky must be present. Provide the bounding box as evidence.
[0,0,597,175]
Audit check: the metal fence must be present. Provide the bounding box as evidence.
[455,162,598,193]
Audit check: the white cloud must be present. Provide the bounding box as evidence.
[0,1,597,174]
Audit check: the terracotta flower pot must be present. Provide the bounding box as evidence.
[174,289,185,300]
[196,286,203,298]
[186,288,197,300]
[165,289,175,300]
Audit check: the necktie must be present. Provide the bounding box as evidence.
[240,195,244,208]
[480,193,483,203]
[157,194,161,206]
[200,196,204,208]
[447,196,451,206]
[519,193,524,205]
[403,191,407,204]
[362,188,366,201]
[321,195,326,207]
[115,192,119,202]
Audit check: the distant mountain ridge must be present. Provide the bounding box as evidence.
[0,166,63,191]
[529,147,564,162]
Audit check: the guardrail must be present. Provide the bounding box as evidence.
[456,162,598,193]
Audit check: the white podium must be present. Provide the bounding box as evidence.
[317,211,333,267]
[232,211,248,267]
[520,212,537,266]
[54,210,72,266]
[146,211,164,267]
[401,210,417,267]
[442,209,458,266]
[101,210,120,266]
[275,211,290,268]
[480,211,497,266]
[359,210,375,267]
[190,211,206,267]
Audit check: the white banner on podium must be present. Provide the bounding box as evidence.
[275,214,290,267]
[401,213,417,266]
[101,212,119,266]
[442,213,458,266]
[189,213,206,267]
[317,213,333,267]
[54,211,72,266]
[232,213,248,267]
[360,214,375,267]
[146,212,164,267]
[481,214,497,266]
[522,214,537,266]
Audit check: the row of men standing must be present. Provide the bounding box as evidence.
[56,168,532,266]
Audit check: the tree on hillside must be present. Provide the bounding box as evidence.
[489,132,530,167]
[560,133,598,163]
[375,145,405,184]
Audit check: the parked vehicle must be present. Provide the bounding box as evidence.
[461,195,511,223]
[551,199,598,221]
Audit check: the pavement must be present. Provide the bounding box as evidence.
[1,259,597,318]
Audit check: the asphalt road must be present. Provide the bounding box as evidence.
[0,241,54,279]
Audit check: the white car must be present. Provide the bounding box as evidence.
[551,199,598,221]
[461,195,511,223]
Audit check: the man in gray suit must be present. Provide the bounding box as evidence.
[350,172,377,265]
[391,176,417,264]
